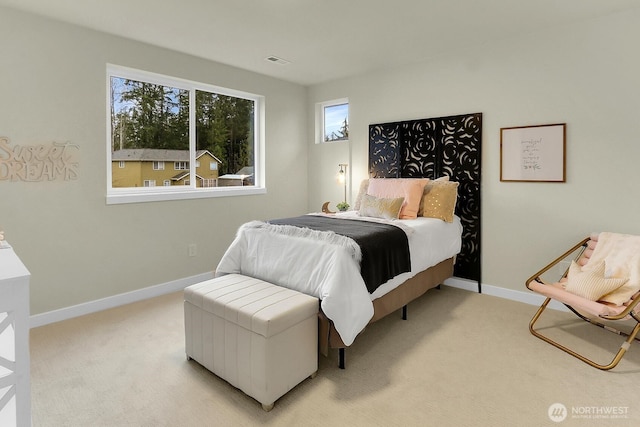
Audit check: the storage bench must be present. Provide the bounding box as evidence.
[184,273,318,411]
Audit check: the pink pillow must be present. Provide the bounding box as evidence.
[367,178,429,219]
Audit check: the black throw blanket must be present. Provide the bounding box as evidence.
[269,215,411,293]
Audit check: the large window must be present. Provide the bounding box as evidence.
[316,98,349,143]
[107,64,265,204]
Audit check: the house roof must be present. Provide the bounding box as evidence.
[235,166,254,176]
[219,166,254,181]
[171,172,203,181]
[218,174,250,181]
[112,149,222,164]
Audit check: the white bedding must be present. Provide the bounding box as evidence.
[215,212,462,346]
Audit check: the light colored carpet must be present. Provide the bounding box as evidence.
[30,286,640,426]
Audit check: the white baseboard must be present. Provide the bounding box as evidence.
[30,271,214,328]
[31,273,566,328]
[444,277,569,312]
[443,276,480,292]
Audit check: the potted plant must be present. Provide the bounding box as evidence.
[336,201,350,212]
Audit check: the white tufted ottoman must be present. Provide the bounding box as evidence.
[184,274,318,411]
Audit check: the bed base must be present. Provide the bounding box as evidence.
[319,257,454,369]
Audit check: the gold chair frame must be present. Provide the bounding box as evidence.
[526,237,640,370]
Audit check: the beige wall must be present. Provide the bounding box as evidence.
[0,7,308,315]
[308,9,640,293]
[3,5,639,316]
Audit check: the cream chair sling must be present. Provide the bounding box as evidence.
[526,232,640,370]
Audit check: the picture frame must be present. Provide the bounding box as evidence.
[500,123,566,182]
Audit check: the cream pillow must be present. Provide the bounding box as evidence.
[421,180,459,222]
[358,194,404,220]
[367,178,429,219]
[564,260,628,301]
[353,179,370,211]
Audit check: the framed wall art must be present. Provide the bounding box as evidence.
[500,123,566,182]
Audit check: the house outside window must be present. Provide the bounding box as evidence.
[107,64,265,204]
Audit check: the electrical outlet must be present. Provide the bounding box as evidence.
[188,243,197,257]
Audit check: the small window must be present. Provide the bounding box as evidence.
[163,180,171,186]
[153,161,164,170]
[174,161,189,170]
[119,161,125,168]
[143,180,156,187]
[210,162,217,171]
[316,98,349,143]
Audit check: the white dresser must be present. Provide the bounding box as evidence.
[0,244,31,427]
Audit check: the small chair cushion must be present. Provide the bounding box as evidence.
[564,260,628,301]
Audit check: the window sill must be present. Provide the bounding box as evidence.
[106,186,266,205]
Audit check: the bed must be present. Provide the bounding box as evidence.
[216,112,482,367]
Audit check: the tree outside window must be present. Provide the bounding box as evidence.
[324,103,349,142]
[107,65,263,204]
[316,98,349,144]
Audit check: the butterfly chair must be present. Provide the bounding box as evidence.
[526,232,640,370]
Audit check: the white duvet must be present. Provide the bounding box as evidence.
[215,212,462,346]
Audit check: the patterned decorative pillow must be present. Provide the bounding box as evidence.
[418,176,449,216]
[421,180,459,222]
[564,260,628,301]
[358,194,405,220]
[367,178,429,219]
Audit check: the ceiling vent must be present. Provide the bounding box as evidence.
[265,55,290,65]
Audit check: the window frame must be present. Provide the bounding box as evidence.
[315,98,349,144]
[106,64,266,205]
[174,161,189,171]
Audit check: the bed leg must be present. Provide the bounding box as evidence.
[402,305,407,320]
[338,348,345,369]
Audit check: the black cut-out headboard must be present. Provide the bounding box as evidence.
[369,113,482,288]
